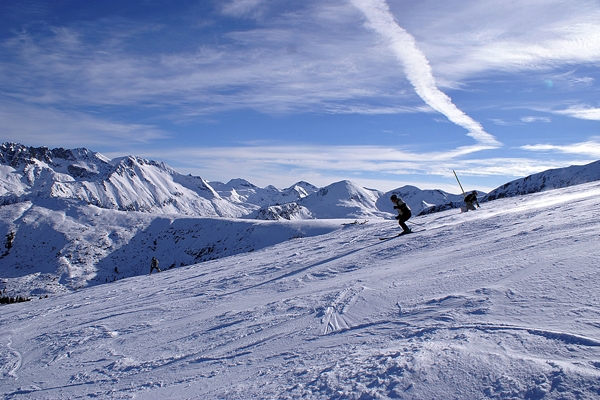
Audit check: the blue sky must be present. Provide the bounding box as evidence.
[1,0,599,193]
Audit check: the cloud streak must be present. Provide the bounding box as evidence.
[0,100,167,148]
[2,1,597,124]
[411,2,600,82]
[554,105,600,121]
[521,116,551,123]
[131,144,585,193]
[349,0,501,147]
[522,141,600,158]
[0,10,419,117]
[220,0,267,19]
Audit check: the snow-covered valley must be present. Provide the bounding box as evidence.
[1,180,600,399]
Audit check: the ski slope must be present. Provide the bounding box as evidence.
[1,182,600,399]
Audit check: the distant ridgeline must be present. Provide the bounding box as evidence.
[0,142,316,219]
[1,143,600,219]
[418,160,600,215]
[483,160,600,200]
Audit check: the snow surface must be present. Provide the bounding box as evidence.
[1,181,600,399]
[0,198,344,296]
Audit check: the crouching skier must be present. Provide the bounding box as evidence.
[464,190,480,211]
[390,194,412,234]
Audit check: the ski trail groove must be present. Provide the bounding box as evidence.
[218,243,381,297]
[319,286,362,335]
[5,336,22,379]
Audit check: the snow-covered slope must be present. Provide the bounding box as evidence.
[0,198,345,296]
[485,159,600,201]
[0,181,391,295]
[1,181,599,399]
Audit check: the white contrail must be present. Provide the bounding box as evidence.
[350,0,501,147]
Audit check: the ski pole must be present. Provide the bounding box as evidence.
[453,169,466,200]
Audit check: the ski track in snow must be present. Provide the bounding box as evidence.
[1,182,600,398]
[0,336,22,380]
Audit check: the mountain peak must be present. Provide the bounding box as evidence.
[0,142,110,170]
[298,180,388,219]
[226,178,257,188]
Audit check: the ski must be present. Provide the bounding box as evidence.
[379,233,402,240]
[378,228,425,240]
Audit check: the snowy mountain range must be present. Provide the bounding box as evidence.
[0,142,468,221]
[8,142,599,222]
[0,143,308,218]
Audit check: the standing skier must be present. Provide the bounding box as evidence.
[464,190,480,211]
[390,194,412,234]
[149,257,161,274]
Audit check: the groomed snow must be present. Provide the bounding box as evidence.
[1,181,600,399]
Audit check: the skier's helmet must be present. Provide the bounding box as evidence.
[390,194,398,201]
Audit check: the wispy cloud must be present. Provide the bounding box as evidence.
[220,0,267,19]
[415,2,600,81]
[522,141,600,157]
[490,119,517,127]
[2,1,597,124]
[0,100,168,148]
[521,116,551,123]
[554,105,600,121]
[0,6,421,117]
[127,144,583,192]
[349,0,501,148]
[545,71,595,89]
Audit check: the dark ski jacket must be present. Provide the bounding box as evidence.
[392,198,411,216]
[464,192,480,207]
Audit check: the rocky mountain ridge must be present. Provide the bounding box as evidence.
[2,143,600,220]
[0,143,461,219]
